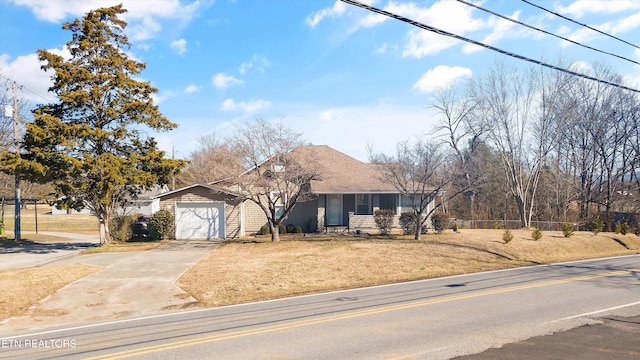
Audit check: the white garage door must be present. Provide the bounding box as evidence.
[175,202,225,239]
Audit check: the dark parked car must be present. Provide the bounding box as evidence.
[132,215,151,237]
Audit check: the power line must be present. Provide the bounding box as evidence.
[456,0,640,66]
[0,74,57,104]
[521,0,640,50]
[339,0,640,94]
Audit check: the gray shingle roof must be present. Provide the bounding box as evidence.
[294,145,398,193]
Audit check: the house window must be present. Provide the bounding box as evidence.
[379,194,396,214]
[355,194,371,215]
[271,192,285,219]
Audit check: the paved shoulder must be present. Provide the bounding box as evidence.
[456,314,640,360]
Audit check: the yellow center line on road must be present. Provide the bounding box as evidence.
[85,268,638,360]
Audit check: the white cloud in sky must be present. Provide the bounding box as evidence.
[556,0,640,18]
[413,65,472,93]
[212,73,243,89]
[561,12,640,47]
[221,98,271,113]
[385,0,485,58]
[184,84,200,93]
[463,11,521,54]
[238,55,271,75]
[7,0,200,41]
[170,39,187,55]
[306,1,346,28]
[0,47,72,103]
[318,109,343,122]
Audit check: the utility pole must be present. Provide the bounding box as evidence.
[12,81,20,242]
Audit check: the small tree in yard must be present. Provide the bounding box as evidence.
[232,119,322,242]
[431,212,449,233]
[531,227,542,241]
[374,209,395,235]
[0,6,184,245]
[370,138,467,240]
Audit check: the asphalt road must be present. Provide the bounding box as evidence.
[1,255,638,359]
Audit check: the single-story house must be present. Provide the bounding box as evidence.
[155,145,436,239]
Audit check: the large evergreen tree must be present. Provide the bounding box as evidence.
[2,5,184,244]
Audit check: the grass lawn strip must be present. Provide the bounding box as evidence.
[0,264,102,321]
[178,229,640,307]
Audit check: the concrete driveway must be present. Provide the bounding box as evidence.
[1,239,221,336]
[0,231,100,270]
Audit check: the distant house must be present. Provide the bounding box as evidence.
[51,185,169,216]
[155,145,437,240]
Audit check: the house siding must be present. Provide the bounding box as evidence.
[243,200,268,235]
[286,196,319,232]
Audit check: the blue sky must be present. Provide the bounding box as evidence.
[1,0,639,161]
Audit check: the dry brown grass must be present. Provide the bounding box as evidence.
[0,264,101,321]
[80,241,165,254]
[2,204,99,234]
[178,229,640,307]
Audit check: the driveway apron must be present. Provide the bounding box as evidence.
[1,240,220,335]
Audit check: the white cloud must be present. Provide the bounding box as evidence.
[556,0,640,18]
[8,0,201,41]
[463,11,521,54]
[238,55,272,75]
[212,73,243,89]
[0,47,72,103]
[561,12,640,47]
[184,84,200,93]
[384,1,485,58]
[413,65,472,93]
[171,39,187,55]
[151,90,176,105]
[221,98,271,113]
[318,109,343,122]
[306,1,346,28]
[569,61,592,73]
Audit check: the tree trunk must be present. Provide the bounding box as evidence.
[414,210,423,240]
[99,219,108,245]
[270,222,281,242]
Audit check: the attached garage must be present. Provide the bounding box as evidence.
[175,202,225,239]
[154,184,250,240]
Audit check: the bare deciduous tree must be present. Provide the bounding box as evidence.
[177,132,244,186]
[231,119,322,241]
[370,138,464,239]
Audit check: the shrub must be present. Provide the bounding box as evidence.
[259,224,270,235]
[562,223,574,237]
[503,229,513,244]
[431,212,449,234]
[399,212,417,235]
[493,220,503,229]
[110,214,138,242]
[590,218,605,235]
[635,225,640,236]
[149,209,173,240]
[286,224,295,233]
[620,221,630,235]
[295,225,303,234]
[614,221,622,234]
[452,221,459,233]
[278,223,287,235]
[531,227,542,241]
[374,209,395,235]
